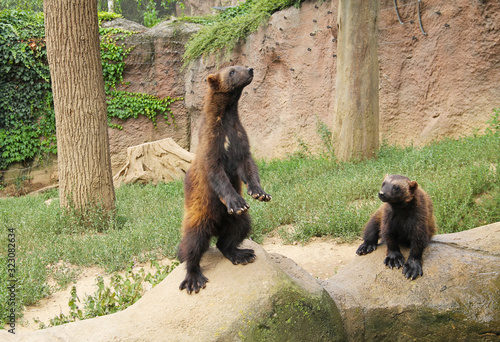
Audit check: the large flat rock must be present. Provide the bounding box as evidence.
[3,240,345,342]
[323,222,500,341]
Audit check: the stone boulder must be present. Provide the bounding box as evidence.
[323,222,500,341]
[101,18,147,32]
[113,138,194,187]
[4,240,346,342]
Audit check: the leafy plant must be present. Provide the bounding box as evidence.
[107,91,178,129]
[99,24,182,129]
[182,0,304,65]
[97,11,122,22]
[143,0,160,27]
[100,26,134,89]
[0,10,181,171]
[0,9,51,169]
[315,117,336,159]
[0,0,43,11]
[38,261,178,328]
[97,0,183,26]
[486,108,500,136]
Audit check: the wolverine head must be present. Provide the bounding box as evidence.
[378,174,418,204]
[207,66,254,93]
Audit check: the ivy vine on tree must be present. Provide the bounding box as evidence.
[0,9,181,171]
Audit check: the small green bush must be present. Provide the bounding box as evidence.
[182,0,304,65]
[38,261,177,328]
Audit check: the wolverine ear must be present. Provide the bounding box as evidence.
[409,180,418,191]
[207,74,220,91]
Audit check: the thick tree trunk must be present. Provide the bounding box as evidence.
[333,0,380,161]
[44,0,116,211]
[108,0,115,13]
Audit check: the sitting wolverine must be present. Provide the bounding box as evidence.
[356,174,436,280]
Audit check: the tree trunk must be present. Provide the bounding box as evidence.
[44,0,116,211]
[108,0,115,13]
[333,0,380,161]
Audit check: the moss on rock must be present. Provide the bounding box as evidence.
[237,279,346,342]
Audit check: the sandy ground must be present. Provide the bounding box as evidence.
[18,237,360,332]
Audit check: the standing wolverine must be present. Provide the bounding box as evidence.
[178,66,271,294]
[356,174,436,280]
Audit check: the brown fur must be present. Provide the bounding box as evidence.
[356,175,436,279]
[178,66,271,294]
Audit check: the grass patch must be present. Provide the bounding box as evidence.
[0,130,499,326]
[251,132,500,243]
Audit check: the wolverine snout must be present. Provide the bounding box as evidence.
[378,191,387,202]
[248,67,254,77]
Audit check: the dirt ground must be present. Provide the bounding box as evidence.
[0,181,49,197]
[17,236,360,332]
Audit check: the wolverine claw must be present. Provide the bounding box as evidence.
[222,248,256,265]
[231,206,249,215]
[248,189,271,202]
[180,272,209,294]
[224,196,249,215]
[236,207,246,215]
[356,242,377,255]
[384,251,405,269]
[403,258,423,280]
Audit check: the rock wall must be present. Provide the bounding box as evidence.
[107,0,499,172]
[177,0,244,17]
[104,20,199,173]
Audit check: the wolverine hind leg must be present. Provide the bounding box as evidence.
[216,213,256,265]
[178,226,211,294]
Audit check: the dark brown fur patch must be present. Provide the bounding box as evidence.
[178,66,271,294]
[356,174,436,280]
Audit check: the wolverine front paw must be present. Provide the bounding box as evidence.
[247,186,272,202]
[221,196,249,215]
[356,242,377,255]
[384,251,405,269]
[403,258,423,280]
[179,272,209,294]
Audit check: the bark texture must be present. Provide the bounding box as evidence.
[44,0,115,211]
[333,0,380,161]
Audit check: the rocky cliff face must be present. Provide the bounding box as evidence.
[103,20,199,173]
[107,0,499,172]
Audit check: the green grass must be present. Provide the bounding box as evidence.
[0,131,499,325]
[252,133,500,243]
